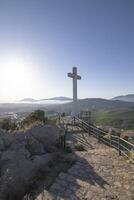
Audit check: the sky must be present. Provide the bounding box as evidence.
[0,0,134,102]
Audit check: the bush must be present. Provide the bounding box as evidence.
[28,110,45,122]
[74,143,85,151]
[20,110,46,128]
[0,118,17,131]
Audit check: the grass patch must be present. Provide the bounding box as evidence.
[93,109,134,130]
[74,143,85,151]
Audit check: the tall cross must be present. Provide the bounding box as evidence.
[68,67,81,117]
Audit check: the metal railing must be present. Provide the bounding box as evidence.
[58,116,67,149]
[75,117,134,162]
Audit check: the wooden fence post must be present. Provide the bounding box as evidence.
[110,133,112,147]
[66,124,68,132]
[73,117,75,125]
[63,133,66,149]
[59,115,61,125]
[59,129,62,146]
[98,131,100,143]
[118,136,121,156]
[82,121,84,130]
[88,125,90,134]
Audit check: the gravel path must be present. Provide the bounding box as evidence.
[36,126,134,200]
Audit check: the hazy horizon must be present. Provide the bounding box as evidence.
[1,93,134,104]
[0,0,134,102]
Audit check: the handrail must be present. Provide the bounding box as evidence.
[76,117,107,135]
[75,117,134,162]
[120,143,131,152]
[111,135,119,138]
[120,138,134,148]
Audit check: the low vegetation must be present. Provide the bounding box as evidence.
[0,118,17,131]
[20,110,46,128]
[0,110,59,131]
[93,109,134,130]
[74,143,85,151]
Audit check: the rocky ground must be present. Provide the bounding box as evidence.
[0,123,134,200]
[0,124,62,200]
[36,125,134,200]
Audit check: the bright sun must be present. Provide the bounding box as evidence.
[0,57,36,101]
[3,65,26,85]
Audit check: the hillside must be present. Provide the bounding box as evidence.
[112,94,134,103]
[60,98,134,113]
[60,98,134,129]
[93,109,134,129]
[41,96,72,101]
[1,98,134,115]
[1,98,134,130]
[20,97,72,103]
[20,98,38,102]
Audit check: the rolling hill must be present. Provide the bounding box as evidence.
[60,98,134,129]
[40,96,72,101]
[112,94,134,103]
[20,97,72,103]
[60,98,134,113]
[1,98,134,130]
[20,98,38,102]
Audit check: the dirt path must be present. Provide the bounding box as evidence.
[36,126,134,200]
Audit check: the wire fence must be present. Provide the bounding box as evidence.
[75,117,134,162]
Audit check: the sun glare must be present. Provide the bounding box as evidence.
[0,56,37,102]
[3,65,26,84]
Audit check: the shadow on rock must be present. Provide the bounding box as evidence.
[35,152,109,200]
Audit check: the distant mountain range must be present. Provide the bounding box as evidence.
[112,94,134,103]
[20,96,72,102]
[20,94,134,103]
[8,97,134,117]
[20,98,38,102]
[18,96,134,110]
[41,96,72,101]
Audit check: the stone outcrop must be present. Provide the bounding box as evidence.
[0,125,60,200]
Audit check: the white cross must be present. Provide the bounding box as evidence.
[68,67,81,117]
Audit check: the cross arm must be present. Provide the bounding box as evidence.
[68,73,81,80]
[77,75,81,80]
[68,73,74,78]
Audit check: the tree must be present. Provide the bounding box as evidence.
[0,118,17,131]
[20,110,46,128]
[28,110,45,122]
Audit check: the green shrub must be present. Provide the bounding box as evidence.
[20,110,46,128]
[0,118,17,131]
[74,143,85,151]
[27,110,45,122]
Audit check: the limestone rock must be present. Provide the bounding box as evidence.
[1,133,16,148]
[29,124,60,152]
[0,124,60,200]
[25,134,45,155]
